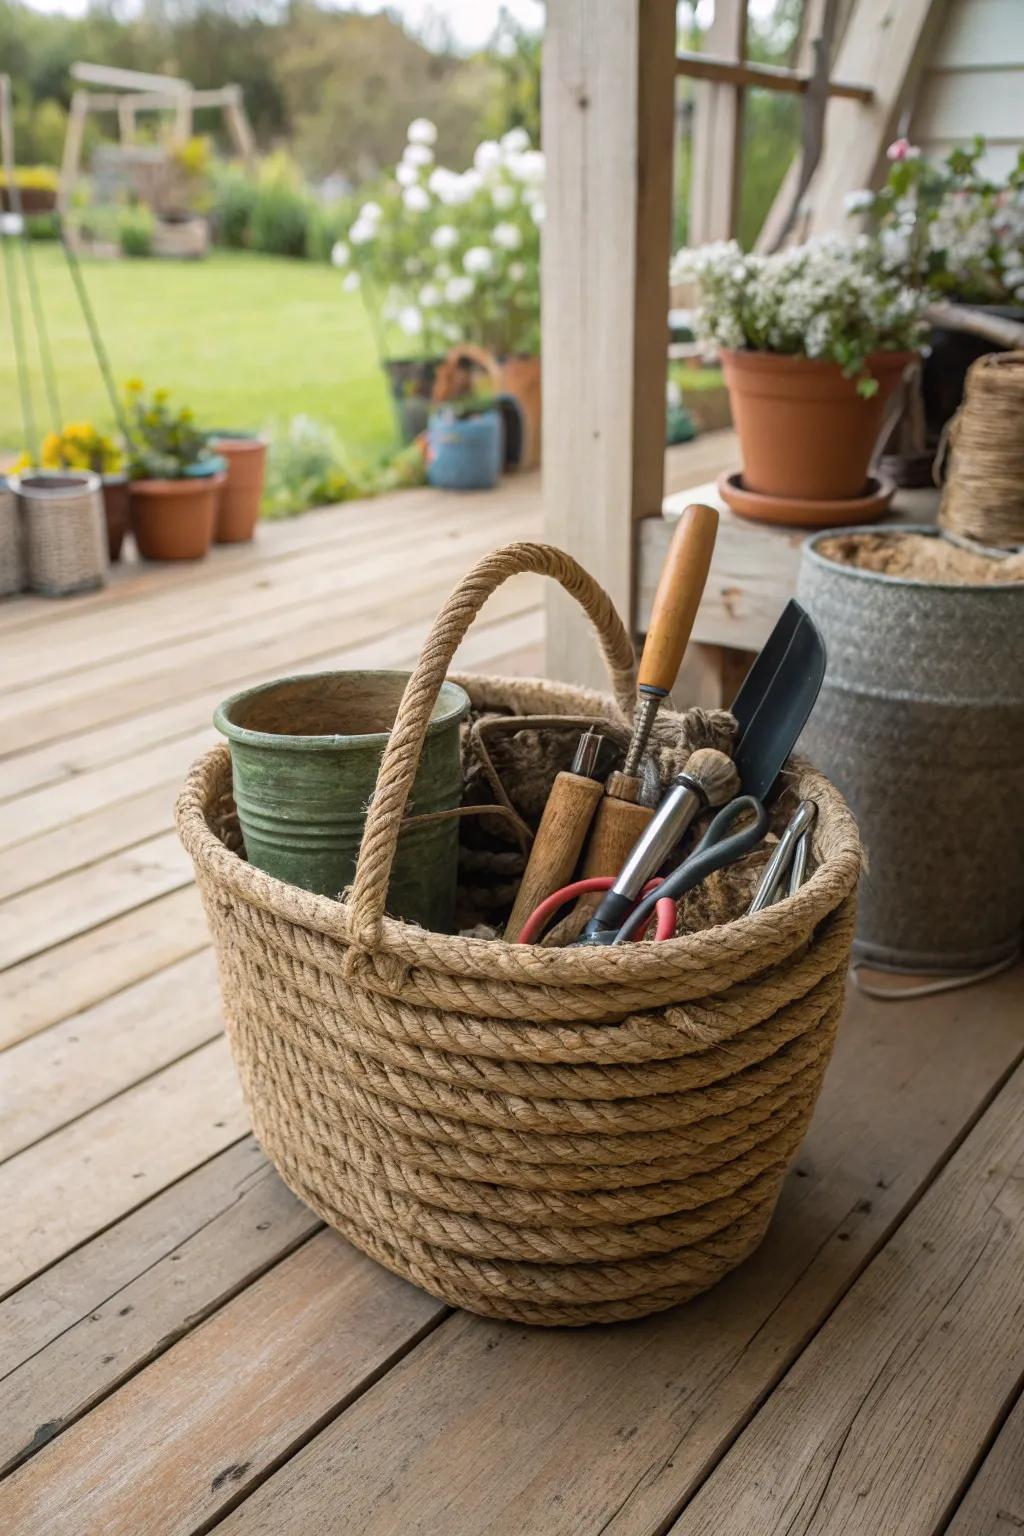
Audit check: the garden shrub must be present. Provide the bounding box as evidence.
[247,180,311,258]
[211,166,259,249]
[118,204,156,258]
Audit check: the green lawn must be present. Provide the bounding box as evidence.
[0,246,398,458]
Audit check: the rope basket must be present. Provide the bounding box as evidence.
[939,350,1024,549]
[12,470,108,596]
[0,478,24,596]
[177,543,861,1325]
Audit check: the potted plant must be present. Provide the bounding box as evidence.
[674,237,926,525]
[846,136,1024,443]
[333,121,543,465]
[0,165,58,214]
[207,430,268,543]
[426,392,504,491]
[29,422,130,561]
[125,382,224,561]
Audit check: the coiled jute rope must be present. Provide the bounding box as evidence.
[939,351,1024,549]
[177,541,861,1325]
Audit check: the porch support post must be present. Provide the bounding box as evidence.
[541,0,677,690]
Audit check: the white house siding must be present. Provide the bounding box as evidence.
[910,0,1024,179]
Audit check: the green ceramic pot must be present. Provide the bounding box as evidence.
[214,670,469,932]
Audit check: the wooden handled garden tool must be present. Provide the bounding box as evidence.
[571,502,719,910]
[503,729,604,940]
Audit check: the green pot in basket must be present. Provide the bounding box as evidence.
[214,670,469,932]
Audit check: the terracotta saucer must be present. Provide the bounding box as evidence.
[717,471,896,529]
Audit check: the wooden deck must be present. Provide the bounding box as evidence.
[2,457,1023,1535]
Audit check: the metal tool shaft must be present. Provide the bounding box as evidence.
[622,691,662,780]
[747,800,817,914]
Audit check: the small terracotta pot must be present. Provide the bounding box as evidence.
[499,354,541,469]
[130,475,222,561]
[101,475,130,562]
[720,349,914,501]
[210,435,267,543]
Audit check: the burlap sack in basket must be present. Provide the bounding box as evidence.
[176,542,861,1326]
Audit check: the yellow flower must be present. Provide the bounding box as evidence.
[10,450,32,471]
[40,432,63,468]
[124,377,144,396]
[152,388,169,405]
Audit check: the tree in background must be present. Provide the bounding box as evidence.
[481,7,541,148]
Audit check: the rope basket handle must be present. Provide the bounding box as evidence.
[347,541,638,947]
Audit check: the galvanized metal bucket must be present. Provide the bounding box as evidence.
[797,526,1024,971]
[215,670,469,932]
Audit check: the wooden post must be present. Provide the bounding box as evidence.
[59,91,89,213]
[688,0,747,244]
[541,0,677,690]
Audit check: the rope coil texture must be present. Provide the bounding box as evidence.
[939,350,1024,549]
[176,541,861,1325]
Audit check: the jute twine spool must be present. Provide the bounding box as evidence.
[939,350,1024,548]
[176,542,862,1325]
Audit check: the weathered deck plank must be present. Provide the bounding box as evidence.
[670,1059,1024,1536]
[1,1234,445,1536]
[0,1039,246,1296]
[0,1141,315,1476]
[0,950,222,1160]
[946,1389,1024,1535]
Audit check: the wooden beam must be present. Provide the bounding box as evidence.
[674,51,872,101]
[70,62,190,94]
[688,0,747,245]
[806,0,948,236]
[540,0,677,690]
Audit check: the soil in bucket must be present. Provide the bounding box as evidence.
[816,531,1024,584]
[215,670,469,932]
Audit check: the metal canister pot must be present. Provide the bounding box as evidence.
[215,670,469,933]
[12,470,108,596]
[797,525,1024,971]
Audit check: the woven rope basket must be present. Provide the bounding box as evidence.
[177,543,861,1325]
[12,471,108,597]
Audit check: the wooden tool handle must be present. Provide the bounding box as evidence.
[638,502,719,695]
[544,794,655,943]
[503,771,604,941]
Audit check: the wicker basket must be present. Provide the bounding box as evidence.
[12,471,108,597]
[177,543,861,1325]
[0,478,25,596]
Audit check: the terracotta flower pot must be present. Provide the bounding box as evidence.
[210,434,267,544]
[720,349,914,501]
[130,475,222,561]
[101,474,130,562]
[499,353,541,469]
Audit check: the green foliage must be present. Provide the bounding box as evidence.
[211,166,259,250]
[276,9,495,181]
[481,10,541,145]
[305,201,349,262]
[248,180,311,258]
[261,414,362,518]
[124,381,209,480]
[118,203,155,259]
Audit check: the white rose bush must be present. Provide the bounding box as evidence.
[673,236,927,395]
[332,120,543,359]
